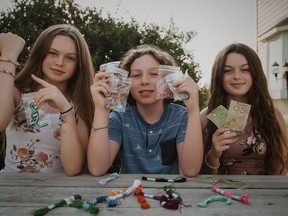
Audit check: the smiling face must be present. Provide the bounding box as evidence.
[42,35,77,87]
[222,53,253,102]
[129,54,163,107]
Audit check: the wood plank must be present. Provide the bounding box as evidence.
[1,173,288,189]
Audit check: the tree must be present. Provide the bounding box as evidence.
[0,0,204,81]
[0,0,209,171]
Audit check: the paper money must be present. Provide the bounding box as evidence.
[224,100,251,132]
[207,105,228,128]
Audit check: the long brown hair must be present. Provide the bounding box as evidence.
[204,43,286,173]
[119,44,176,105]
[15,24,94,128]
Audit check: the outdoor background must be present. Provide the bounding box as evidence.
[1,0,257,86]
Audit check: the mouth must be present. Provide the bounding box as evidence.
[231,83,245,87]
[139,89,154,96]
[51,68,65,75]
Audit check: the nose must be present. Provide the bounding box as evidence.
[233,69,241,79]
[141,73,149,84]
[55,55,65,66]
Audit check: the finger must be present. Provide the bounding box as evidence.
[93,71,110,83]
[31,74,52,88]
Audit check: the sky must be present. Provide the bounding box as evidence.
[0,0,257,86]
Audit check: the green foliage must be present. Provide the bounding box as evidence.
[0,0,209,172]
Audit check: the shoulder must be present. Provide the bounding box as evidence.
[274,108,286,130]
[109,105,135,120]
[168,103,187,112]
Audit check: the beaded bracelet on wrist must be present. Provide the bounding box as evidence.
[0,57,19,67]
[0,68,15,77]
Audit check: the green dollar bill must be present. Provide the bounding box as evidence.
[224,100,251,132]
[207,105,228,128]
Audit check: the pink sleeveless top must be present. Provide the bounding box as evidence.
[219,123,267,175]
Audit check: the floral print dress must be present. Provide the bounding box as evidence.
[2,93,63,173]
[219,123,268,175]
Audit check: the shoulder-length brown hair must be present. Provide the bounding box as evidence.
[205,43,286,174]
[15,24,94,128]
[119,44,176,105]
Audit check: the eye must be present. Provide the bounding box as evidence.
[241,68,250,73]
[65,55,77,62]
[47,51,57,56]
[152,72,159,76]
[223,69,232,73]
[130,73,140,78]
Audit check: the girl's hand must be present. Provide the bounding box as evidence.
[31,74,71,112]
[0,32,25,62]
[90,71,113,109]
[210,128,238,159]
[174,76,199,112]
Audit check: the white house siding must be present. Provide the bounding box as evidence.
[257,0,288,123]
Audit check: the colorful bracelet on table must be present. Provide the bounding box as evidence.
[212,184,250,204]
[89,179,142,208]
[73,201,100,214]
[134,186,150,209]
[32,194,82,216]
[98,172,119,185]
[197,195,232,207]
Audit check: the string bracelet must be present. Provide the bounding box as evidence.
[204,154,220,170]
[92,124,109,131]
[59,106,75,124]
[134,186,150,209]
[0,56,19,67]
[32,194,81,216]
[60,106,74,115]
[0,68,15,77]
[212,184,250,204]
[197,195,232,207]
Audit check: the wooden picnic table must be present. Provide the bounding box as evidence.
[0,172,287,215]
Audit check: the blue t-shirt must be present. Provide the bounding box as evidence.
[109,103,188,174]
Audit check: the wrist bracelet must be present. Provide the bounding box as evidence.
[204,155,220,170]
[60,106,74,115]
[0,57,19,67]
[0,68,15,77]
[92,125,109,131]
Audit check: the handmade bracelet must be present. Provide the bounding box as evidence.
[204,155,220,170]
[0,57,19,67]
[60,106,74,115]
[59,106,75,124]
[0,68,15,77]
[92,124,109,131]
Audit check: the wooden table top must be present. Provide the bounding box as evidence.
[0,173,287,215]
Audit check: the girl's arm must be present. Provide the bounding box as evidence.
[0,33,25,131]
[199,108,218,174]
[60,114,89,176]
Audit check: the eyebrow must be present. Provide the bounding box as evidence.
[49,48,77,56]
[224,63,249,68]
